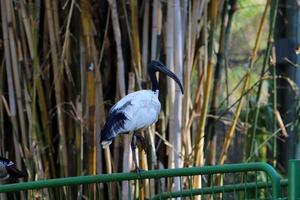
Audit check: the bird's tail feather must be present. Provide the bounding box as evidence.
[100,111,127,148]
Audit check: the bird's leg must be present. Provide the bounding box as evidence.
[131,132,142,176]
[134,132,147,152]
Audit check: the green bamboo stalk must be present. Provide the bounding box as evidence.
[207,0,228,167]
[218,0,271,165]
[246,0,279,162]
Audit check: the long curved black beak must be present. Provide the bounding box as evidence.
[7,165,26,178]
[149,60,184,94]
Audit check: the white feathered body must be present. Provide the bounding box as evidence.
[101,90,161,148]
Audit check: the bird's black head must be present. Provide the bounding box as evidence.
[148,60,184,93]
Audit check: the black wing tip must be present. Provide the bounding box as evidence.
[100,111,128,146]
[6,165,27,179]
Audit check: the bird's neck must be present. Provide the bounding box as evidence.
[149,70,159,92]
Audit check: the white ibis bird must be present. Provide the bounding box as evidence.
[0,157,26,180]
[100,60,184,175]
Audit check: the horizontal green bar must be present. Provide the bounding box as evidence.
[152,179,288,200]
[152,181,271,199]
[0,162,281,198]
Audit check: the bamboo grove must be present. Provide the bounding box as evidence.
[0,0,291,196]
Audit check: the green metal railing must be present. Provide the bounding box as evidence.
[288,159,300,200]
[0,162,285,199]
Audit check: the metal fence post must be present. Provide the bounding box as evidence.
[288,159,300,200]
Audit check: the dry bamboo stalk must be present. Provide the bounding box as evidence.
[108,0,126,178]
[1,3,26,198]
[0,0,16,126]
[18,1,51,180]
[122,72,134,200]
[80,3,98,198]
[180,0,188,48]
[130,0,142,78]
[61,4,76,86]
[19,0,34,59]
[173,0,184,194]
[218,0,271,166]
[183,0,206,163]
[4,2,27,182]
[193,0,216,196]
[5,0,28,150]
[151,0,160,59]
[86,69,97,174]
[274,110,288,138]
[166,0,175,171]
[182,1,192,163]
[52,0,62,52]
[79,33,86,177]
[108,0,126,98]
[95,68,105,176]
[96,7,110,176]
[142,1,150,79]
[45,0,68,176]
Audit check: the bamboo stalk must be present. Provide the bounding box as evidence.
[122,72,135,200]
[193,0,217,194]
[80,1,99,197]
[2,3,27,186]
[142,1,150,79]
[106,3,126,189]
[218,0,271,166]
[173,0,184,194]
[151,0,160,59]
[81,0,97,177]
[45,0,68,177]
[247,0,279,163]
[166,0,175,172]
[108,0,126,98]
[19,0,34,59]
[6,0,29,155]
[207,0,228,166]
[96,6,110,176]
[130,0,142,78]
